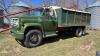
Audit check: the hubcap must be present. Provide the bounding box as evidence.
[77,29,82,36]
[30,34,39,44]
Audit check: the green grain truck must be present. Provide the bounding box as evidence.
[10,6,91,48]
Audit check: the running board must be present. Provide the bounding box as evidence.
[45,34,58,37]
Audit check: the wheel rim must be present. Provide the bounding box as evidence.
[76,28,83,36]
[78,29,82,36]
[29,33,40,45]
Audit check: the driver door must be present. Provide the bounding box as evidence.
[42,9,57,35]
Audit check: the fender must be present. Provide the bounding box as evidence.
[22,23,45,37]
[24,23,42,28]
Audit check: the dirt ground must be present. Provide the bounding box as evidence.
[0,30,100,56]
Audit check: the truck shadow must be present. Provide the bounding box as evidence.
[42,32,89,45]
[15,32,89,48]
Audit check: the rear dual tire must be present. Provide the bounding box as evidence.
[74,27,85,37]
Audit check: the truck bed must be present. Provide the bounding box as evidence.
[57,8,91,27]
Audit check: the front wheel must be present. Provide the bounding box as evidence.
[24,30,42,48]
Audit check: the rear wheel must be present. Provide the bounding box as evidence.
[82,28,86,35]
[24,30,42,48]
[74,28,83,37]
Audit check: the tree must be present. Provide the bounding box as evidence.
[41,0,78,9]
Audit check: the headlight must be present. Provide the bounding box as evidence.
[11,18,19,27]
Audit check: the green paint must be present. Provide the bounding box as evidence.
[10,6,91,40]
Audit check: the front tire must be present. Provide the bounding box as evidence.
[24,30,42,48]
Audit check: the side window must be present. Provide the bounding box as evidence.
[43,9,50,16]
[42,9,55,16]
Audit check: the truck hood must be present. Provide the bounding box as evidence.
[18,15,43,23]
[19,15,42,19]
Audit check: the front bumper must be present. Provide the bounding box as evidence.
[10,28,24,40]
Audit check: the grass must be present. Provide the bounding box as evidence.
[0,30,100,56]
[0,32,7,40]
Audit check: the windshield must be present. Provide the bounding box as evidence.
[30,8,52,16]
[30,9,43,15]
